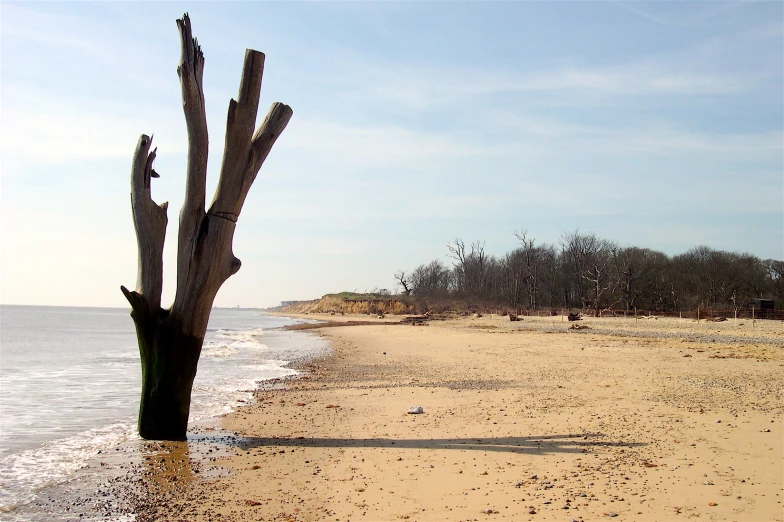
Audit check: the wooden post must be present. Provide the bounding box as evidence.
[752,306,755,329]
[697,306,700,322]
[635,306,637,327]
[121,14,292,440]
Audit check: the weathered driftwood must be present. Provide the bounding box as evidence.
[121,14,292,440]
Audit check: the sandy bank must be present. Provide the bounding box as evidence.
[138,314,783,521]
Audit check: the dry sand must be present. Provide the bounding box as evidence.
[129,314,783,521]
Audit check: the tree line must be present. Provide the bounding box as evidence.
[394,230,784,316]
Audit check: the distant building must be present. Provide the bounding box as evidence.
[748,298,775,318]
[748,298,774,310]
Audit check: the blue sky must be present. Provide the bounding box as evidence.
[1,1,782,308]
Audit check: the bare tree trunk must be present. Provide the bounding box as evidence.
[120,14,292,440]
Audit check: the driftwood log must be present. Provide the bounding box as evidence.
[120,14,292,440]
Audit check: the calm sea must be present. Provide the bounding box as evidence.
[0,305,328,518]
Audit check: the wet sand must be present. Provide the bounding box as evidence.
[128,314,783,521]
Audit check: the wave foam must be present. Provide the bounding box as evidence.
[0,423,136,512]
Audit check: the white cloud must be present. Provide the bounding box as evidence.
[1,4,112,59]
[0,86,186,171]
[275,117,515,170]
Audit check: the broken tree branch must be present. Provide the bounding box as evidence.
[124,134,168,313]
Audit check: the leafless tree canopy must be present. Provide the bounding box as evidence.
[397,229,783,315]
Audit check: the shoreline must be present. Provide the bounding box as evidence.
[132,313,782,521]
[0,313,329,521]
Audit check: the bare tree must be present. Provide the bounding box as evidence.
[394,270,411,296]
[514,229,540,309]
[410,260,451,297]
[121,14,292,440]
[561,230,615,316]
[447,239,487,297]
[765,259,784,304]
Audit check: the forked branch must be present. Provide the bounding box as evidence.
[211,50,292,220]
[123,134,168,313]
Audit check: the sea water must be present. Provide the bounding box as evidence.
[0,305,328,517]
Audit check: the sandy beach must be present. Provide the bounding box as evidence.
[127,313,783,522]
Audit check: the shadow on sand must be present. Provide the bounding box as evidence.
[189,432,645,456]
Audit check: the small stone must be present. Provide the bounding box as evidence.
[407,406,424,414]
[528,508,536,514]
[708,502,718,506]
[607,513,618,518]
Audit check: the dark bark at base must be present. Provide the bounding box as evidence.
[129,307,203,441]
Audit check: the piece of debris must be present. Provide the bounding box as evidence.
[569,324,590,330]
[481,508,498,514]
[401,315,430,326]
[407,406,424,414]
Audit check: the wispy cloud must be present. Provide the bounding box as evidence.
[610,1,751,28]
[1,4,112,59]
[0,87,186,170]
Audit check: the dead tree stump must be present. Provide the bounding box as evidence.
[121,14,292,440]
